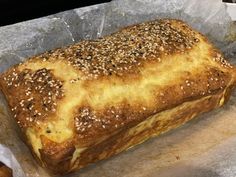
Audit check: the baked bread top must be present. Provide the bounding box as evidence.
[0,19,236,170]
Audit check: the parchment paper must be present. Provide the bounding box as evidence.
[0,0,236,176]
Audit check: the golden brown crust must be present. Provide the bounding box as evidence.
[39,136,75,173]
[44,87,232,174]
[0,19,236,175]
[73,89,228,173]
[0,68,64,128]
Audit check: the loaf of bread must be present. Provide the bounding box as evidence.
[0,19,236,175]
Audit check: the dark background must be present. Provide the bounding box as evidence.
[0,0,110,26]
[0,0,234,27]
[223,0,236,2]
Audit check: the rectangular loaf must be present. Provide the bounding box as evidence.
[0,19,236,175]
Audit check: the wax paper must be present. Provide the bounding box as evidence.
[0,0,236,176]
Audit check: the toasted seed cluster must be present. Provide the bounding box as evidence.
[38,19,200,80]
[213,52,233,68]
[74,107,121,135]
[3,68,64,127]
[75,107,107,135]
[74,105,148,137]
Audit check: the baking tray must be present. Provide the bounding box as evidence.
[0,0,236,176]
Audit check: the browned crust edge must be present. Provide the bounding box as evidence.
[39,85,234,175]
[72,86,234,174]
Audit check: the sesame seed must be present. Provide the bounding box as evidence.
[35,19,199,79]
